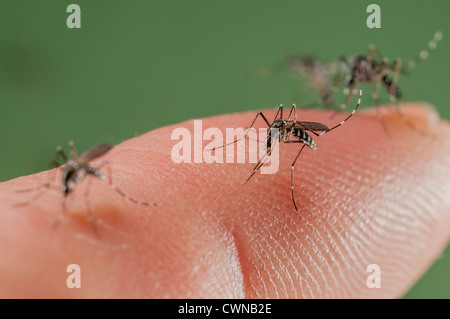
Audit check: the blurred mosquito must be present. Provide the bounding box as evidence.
[285,32,442,135]
[337,31,443,135]
[14,141,158,235]
[286,54,345,111]
[209,90,362,211]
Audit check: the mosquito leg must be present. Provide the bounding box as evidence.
[287,104,297,122]
[388,59,433,137]
[55,146,68,163]
[83,176,99,237]
[375,104,391,137]
[329,84,356,119]
[287,104,298,139]
[407,31,443,70]
[49,161,60,169]
[320,90,362,136]
[207,111,272,151]
[390,58,402,104]
[243,152,270,185]
[371,81,391,137]
[341,85,357,110]
[372,79,381,103]
[13,164,61,207]
[105,165,158,207]
[52,195,68,230]
[13,184,59,207]
[291,144,307,212]
[69,141,78,159]
[272,105,283,123]
[368,43,384,62]
[392,104,435,138]
[243,135,279,185]
[331,57,349,90]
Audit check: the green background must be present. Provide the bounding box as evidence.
[0,0,449,298]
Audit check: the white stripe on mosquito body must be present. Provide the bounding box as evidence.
[209,90,362,212]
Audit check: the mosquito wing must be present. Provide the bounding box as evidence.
[295,121,329,132]
[77,144,113,164]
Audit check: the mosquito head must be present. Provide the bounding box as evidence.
[61,161,80,191]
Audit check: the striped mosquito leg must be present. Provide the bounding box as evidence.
[83,176,99,236]
[207,111,272,151]
[386,59,434,138]
[389,58,402,103]
[368,43,380,60]
[52,196,68,230]
[392,104,436,138]
[243,132,280,184]
[291,144,306,212]
[55,145,68,163]
[372,83,391,137]
[106,166,158,207]
[287,104,297,139]
[68,141,78,159]
[243,152,270,185]
[13,184,55,208]
[320,90,362,136]
[13,166,60,207]
[272,105,284,122]
[15,182,52,194]
[375,104,391,137]
[286,104,297,122]
[340,85,357,111]
[407,31,443,69]
[328,85,356,119]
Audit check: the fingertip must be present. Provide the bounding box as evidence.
[2,103,450,298]
[359,102,442,127]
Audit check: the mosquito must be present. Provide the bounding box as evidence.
[14,141,158,235]
[338,31,443,135]
[208,90,362,212]
[286,54,346,111]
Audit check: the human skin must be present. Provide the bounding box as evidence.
[0,103,449,298]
